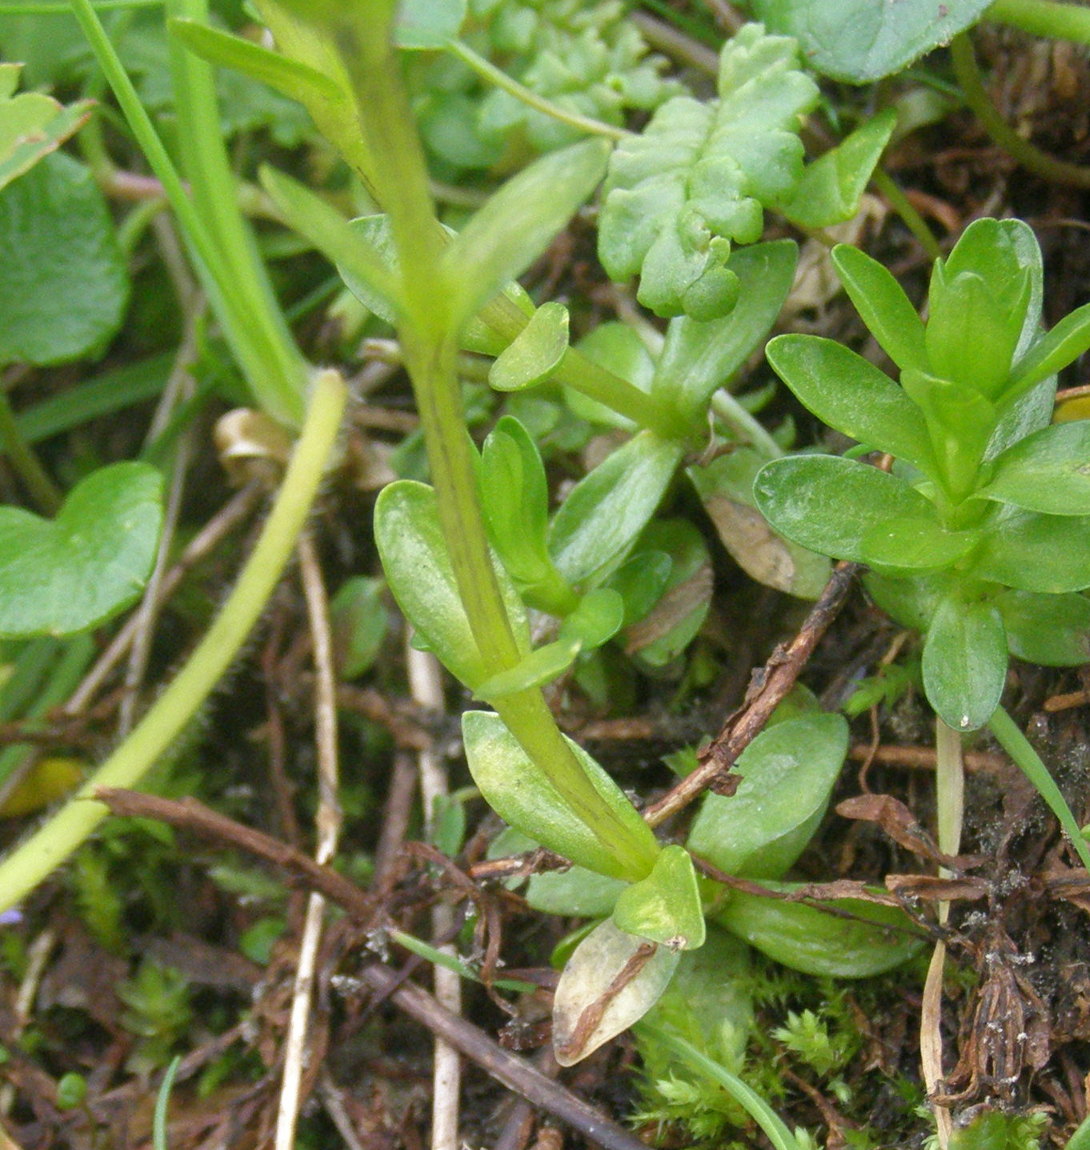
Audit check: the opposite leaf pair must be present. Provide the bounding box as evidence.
[755,218,1090,731]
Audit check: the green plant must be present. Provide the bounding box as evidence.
[753,219,1090,871]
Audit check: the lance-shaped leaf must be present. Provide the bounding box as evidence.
[0,463,163,638]
[711,884,925,976]
[461,710,658,880]
[613,845,706,951]
[687,713,848,879]
[552,917,680,1066]
[549,432,684,587]
[972,508,1090,594]
[831,243,927,373]
[778,108,896,228]
[441,137,610,326]
[752,0,992,83]
[767,335,933,472]
[598,25,818,320]
[922,592,1008,731]
[652,240,798,424]
[1008,301,1090,397]
[976,420,1090,515]
[753,455,942,569]
[0,63,94,194]
[373,481,529,691]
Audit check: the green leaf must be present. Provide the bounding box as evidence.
[922,593,1008,731]
[710,885,925,976]
[567,321,656,430]
[260,169,401,320]
[552,917,680,1066]
[689,449,829,598]
[831,243,927,372]
[474,637,582,700]
[549,432,684,586]
[598,25,817,320]
[778,109,896,228]
[972,508,1090,593]
[0,62,93,194]
[753,455,940,568]
[330,576,387,679]
[998,590,1090,666]
[527,866,627,918]
[977,420,1090,515]
[751,0,993,83]
[461,710,658,880]
[373,481,529,691]
[559,588,626,649]
[687,713,848,879]
[394,0,465,49]
[168,18,342,108]
[863,570,949,634]
[613,845,705,951]
[0,463,162,638]
[489,301,569,391]
[0,152,129,366]
[766,335,933,471]
[652,240,798,423]
[858,514,980,572]
[1008,301,1090,397]
[441,137,610,326]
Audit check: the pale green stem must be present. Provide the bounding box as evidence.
[446,38,630,143]
[989,704,1090,873]
[870,168,942,262]
[934,717,964,895]
[0,370,346,915]
[988,0,1090,44]
[710,388,784,460]
[950,32,1090,189]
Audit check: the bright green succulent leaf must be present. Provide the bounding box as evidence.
[394,0,465,49]
[260,170,402,322]
[0,152,129,366]
[687,713,848,880]
[329,576,387,679]
[474,636,582,699]
[972,508,1090,593]
[1008,301,1090,397]
[441,137,610,326]
[489,301,569,391]
[613,845,705,951]
[558,588,626,650]
[998,589,1090,666]
[622,519,713,667]
[858,514,980,572]
[553,917,681,1067]
[598,25,817,320]
[549,432,684,587]
[751,0,992,83]
[831,244,927,372]
[652,239,798,424]
[753,455,935,567]
[778,108,896,228]
[168,18,342,108]
[767,335,934,472]
[863,570,950,634]
[374,481,529,691]
[527,865,627,918]
[989,374,1056,460]
[922,593,1008,731]
[0,62,93,194]
[690,449,829,598]
[977,420,1090,515]
[0,463,163,638]
[710,884,926,977]
[461,710,659,880]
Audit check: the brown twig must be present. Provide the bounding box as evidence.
[643,560,858,827]
[358,964,652,1150]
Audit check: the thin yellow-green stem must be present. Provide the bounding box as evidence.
[0,370,346,915]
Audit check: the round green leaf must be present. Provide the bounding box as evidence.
[0,462,163,638]
[612,844,706,951]
[687,713,848,880]
[0,152,130,365]
[922,593,1008,731]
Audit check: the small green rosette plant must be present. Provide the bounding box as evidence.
[754,218,1090,733]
